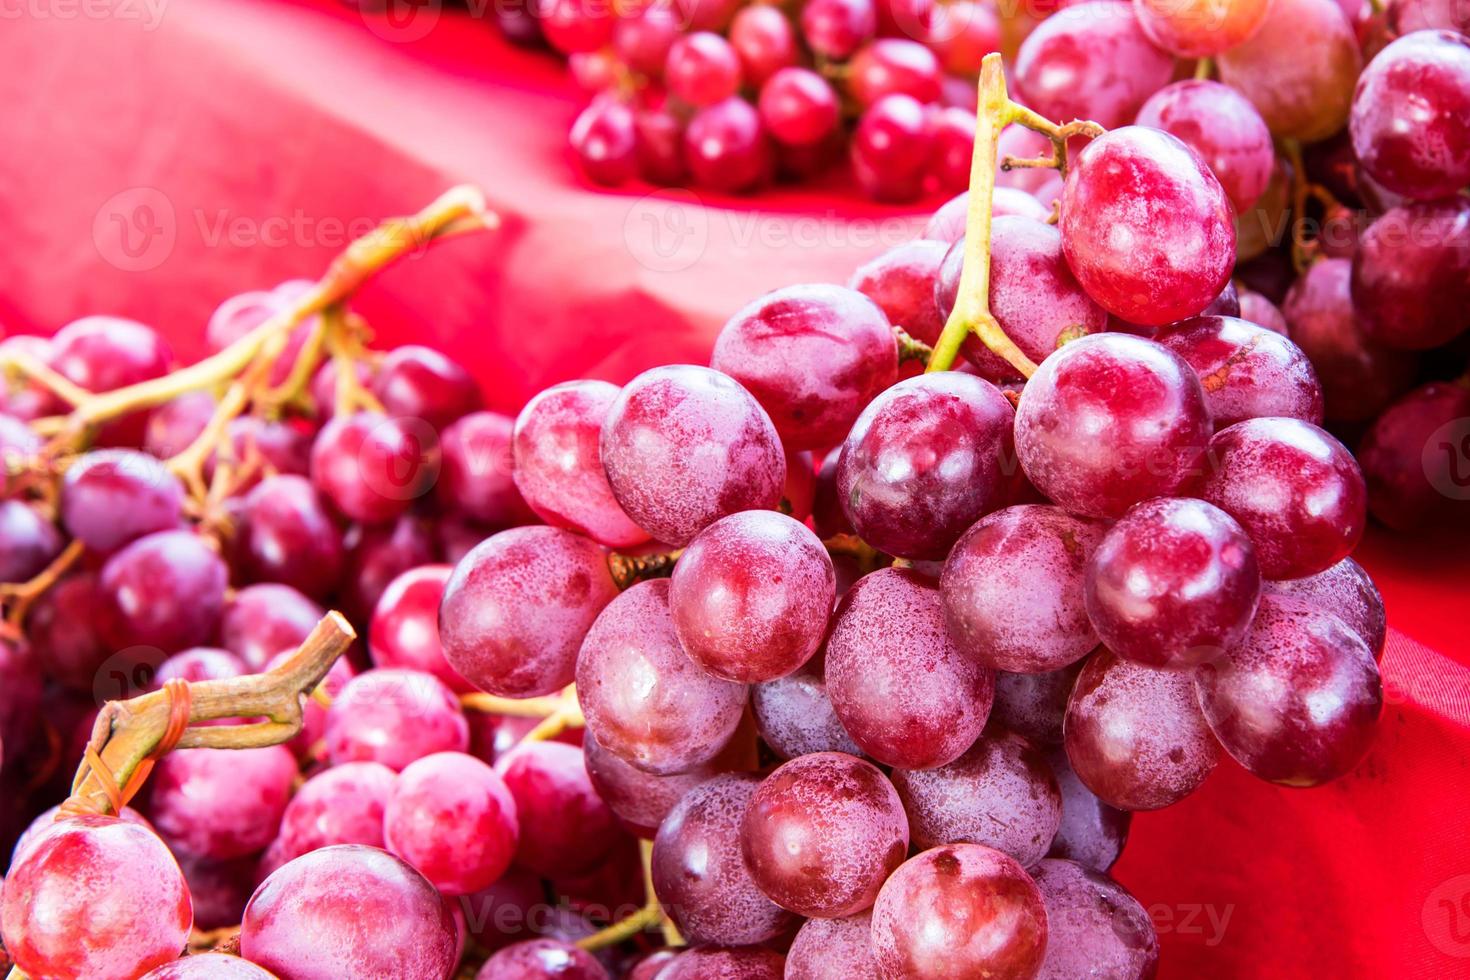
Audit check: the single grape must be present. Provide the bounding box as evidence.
[369,564,470,692]
[758,68,842,147]
[825,568,995,769]
[1267,557,1387,659]
[929,0,1000,75]
[439,525,619,698]
[59,449,183,552]
[614,5,681,79]
[455,865,545,952]
[1136,79,1275,213]
[667,32,743,107]
[751,652,863,759]
[1239,287,1290,335]
[1061,127,1236,326]
[48,315,172,446]
[740,751,909,918]
[636,98,690,185]
[147,746,296,860]
[684,97,773,192]
[1196,417,1367,580]
[310,411,438,525]
[439,409,536,529]
[851,94,932,202]
[669,510,834,683]
[802,0,877,58]
[836,372,1015,560]
[576,579,748,774]
[153,649,243,689]
[652,773,798,945]
[275,761,397,862]
[1351,198,1470,350]
[891,727,1062,865]
[140,953,276,978]
[237,474,345,599]
[341,512,439,624]
[600,365,785,546]
[539,0,616,53]
[785,912,877,980]
[384,751,519,895]
[1358,381,1470,532]
[730,6,798,86]
[1046,747,1132,872]
[213,414,314,490]
[371,344,480,431]
[849,239,948,346]
[1014,2,1175,130]
[98,529,228,653]
[1217,0,1362,142]
[659,946,785,979]
[870,844,1048,978]
[926,187,1053,245]
[1,814,192,980]
[991,662,1083,746]
[1156,315,1325,427]
[220,582,325,671]
[495,740,623,878]
[1135,0,1271,56]
[1032,858,1159,979]
[1014,333,1212,517]
[323,668,470,771]
[242,845,458,980]
[28,572,108,693]
[1065,648,1220,810]
[583,727,743,837]
[476,939,610,979]
[848,39,943,108]
[0,500,61,583]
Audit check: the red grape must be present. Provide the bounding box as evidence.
[730,5,798,85]
[870,844,1048,978]
[220,582,325,670]
[785,912,877,980]
[540,0,616,53]
[991,662,1082,746]
[1390,0,1470,31]
[751,652,864,759]
[929,0,1000,75]
[371,344,479,431]
[1031,858,1159,979]
[48,315,172,446]
[477,938,610,979]
[1267,557,1387,659]
[456,865,545,951]
[237,474,345,599]
[59,449,183,552]
[1358,381,1470,532]
[438,409,535,529]
[275,761,397,861]
[98,529,228,653]
[140,953,276,978]
[1136,79,1275,213]
[28,572,108,692]
[583,727,740,837]
[1195,593,1383,786]
[741,751,909,917]
[659,946,785,979]
[636,99,691,185]
[848,39,943,108]
[926,186,1053,244]
[802,0,878,58]
[384,751,519,895]
[851,94,932,202]
[758,68,842,147]
[0,500,61,583]
[148,746,297,860]
[323,668,470,771]
[495,740,623,878]
[1351,197,1470,350]
[439,526,619,698]
[1065,647,1220,810]
[1046,747,1132,872]
[369,564,470,692]
[341,512,438,623]
[668,32,744,107]
[1239,287,1290,335]
[1156,315,1325,427]
[615,5,682,79]
[311,411,438,525]
[1135,0,1271,56]
[849,239,948,346]
[684,97,773,192]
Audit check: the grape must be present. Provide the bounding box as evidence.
[576,579,748,774]
[926,187,1053,245]
[684,97,773,192]
[941,503,1105,675]
[11,804,153,868]
[1135,0,1271,56]
[583,727,740,837]
[438,409,535,529]
[1014,2,1175,130]
[1195,593,1383,786]
[636,99,691,184]
[237,474,345,599]
[0,500,61,583]
[1046,748,1132,872]
[1283,258,1418,422]
[310,411,438,525]
[439,526,619,698]
[341,513,438,623]
[570,96,638,185]
[1390,0,1470,32]
[1351,30,1470,201]
[214,414,314,489]
[1351,198,1470,350]
[751,653,863,759]
[1217,0,1362,142]
[456,865,545,951]
[1267,557,1387,659]
[48,315,172,446]
[836,373,1015,560]
[0,814,192,980]
[802,0,877,58]
[934,217,1109,382]
[1236,159,1292,263]
[848,239,947,346]
[1031,858,1159,979]
[1156,315,1325,427]
[539,0,615,53]
[825,568,995,769]
[59,449,183,552]
[276,761,397,861]
[677,0,746,31]
[1136,80,1275,213]
[221,582,325,670]
[660,946,785,979]
[785,912,877,980]
[871,844,1048,978]
[141,953,276,978]
[0,337,64,422]
[668,32,743,107]
[1064,648,1220,810]
[730,6,798,86]
[98,529,228,653]
[1061,127,1236,326]
[740,751,909,917]
[851,94,932,202]
[628,952,682,980]
[477,938,610,979]
[367,564,468,692]
[148,746,297,860]
[614,5,681,78]
[29,572,108,692]
[512,381,647,548]
[242,845,458,980]
[930,0,1000,75]
[848,39,943,108]
[712,284,897,452]
[323,668,470,771]
[384,751,519,895]
[891,727,1062,865]
[1238,287,1290,335]
[669,510,834,683]
[1014,334,1212,517]
[1085,497,1262,669]
[495,740,623,878]
[1358,381,1470,532]
[758,67,842,147]
[0,412,40,485]
[652,773,798,945]
[991,662,1083,746]
[600,365,785,545]
[1196,417,1366,580]
[371,344,480,431]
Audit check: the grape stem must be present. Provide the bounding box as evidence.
[0,538,85,627]
[927,53,1104,377]
[1282,138,1347,274]
[607,549,685,590]
[577,839,683,951]
[893,326,934,364]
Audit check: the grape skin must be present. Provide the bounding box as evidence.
[1350,198,1470,351]
[1156,315,1325,428]
[384,752,520,896]
[1032,858,1159,980]
[1046,747,1132,872]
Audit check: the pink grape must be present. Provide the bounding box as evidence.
[847,39,943,108]
[758,67,842,147]
[836,372,1016,560]
[1195,417,1367,580]
[600,365,786,546]
[669,510,834,683]
[1351,197,1470,350]
[750,653,863,759]
[659,946,785,979]
[870,844,1048,979]
[385,751,519,895]
[851,94,932,202]
[785,913,878,980]
[1156,315,1326,427]
[439,525,619,698]
[0,500,61,583]
[1135,0,1271,56]
[539,0,615,53]
[583,727,744,837]
[614,5,681,78]
[59,449,183,552]
[1013,334,1212,518]
[730,5,798,85]
[1,814,192,980]
[369,564,470,692]
[651,773,798,945]
[891,727,1062,865]
[667,32,743,107]
[237,474,345,599]
[371,344,480,431]
[1046,748,1132,872]
[438,410,535,529]
[825,568,995,769]
[684,97,773,192]
[801,0,877,58]
[712,284,897,452]
[98,529,229,653]
[221,582,325,670]
[276,761,397,861]
[1136,80,1275,213]
[1195,593,1383,786]
[241,845,458,980]
[926,186,1052,244]
[310,411,438,525]
[740,751,909,917]
[1031,858,1159,979]
[1239,288,1290,335]
[1064,648,1220,810]
[848,239,948,346]
[148,746,297,860]
[577,579,747,774]
[1084,497,1262,670]
[1060,127,1236,327]
[1267,557,1387,660]
[495,740,623,878]
[140,953,276,978]
[477,939,610,979]
[991,663,1083,746]
[48,315,172,446]
[323,668,470,771]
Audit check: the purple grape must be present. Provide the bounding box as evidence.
[1267,557,1386,660]
[659,946,784,979]
[237,474,345,599]
[1351,197,1470,350]
[59,449,183,552]
[750,652,863,760]
[1136,79,1275,213]
[785,913,877,980]
[220,583,325,671]
[0,500,62,583]
[991,663,1083,746]
[98,529,228,653]
[1046,747,1132,872]
[147,746,297,861]
[1032,858,1159,980]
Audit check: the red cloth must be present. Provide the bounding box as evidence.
[3,3,1469,977]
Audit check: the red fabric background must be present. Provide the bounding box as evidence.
[2,2,1469,977]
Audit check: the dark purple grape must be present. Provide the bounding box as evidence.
[1046,747,1132,872]
[237,474,344,599]
[1157,315,1325,427]
[1031,858,1159,980]
[1351,197,1470,350]
[1358,381,1470,532]
[98,529,228,653]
